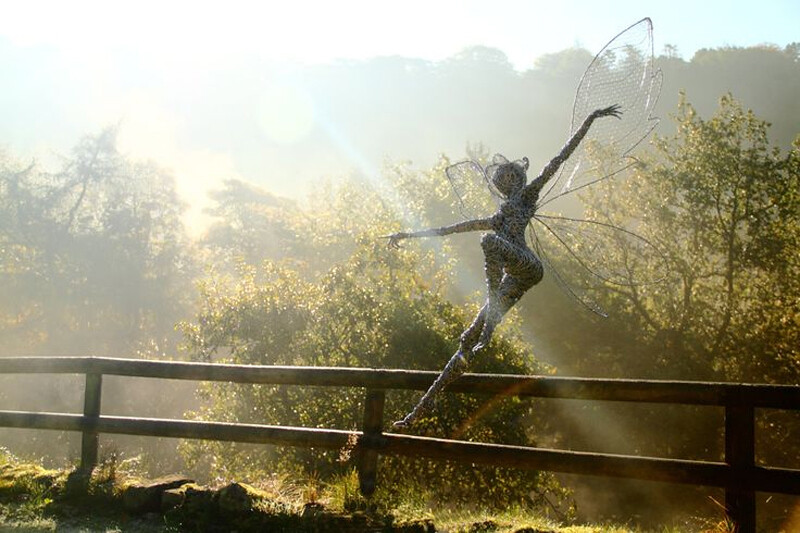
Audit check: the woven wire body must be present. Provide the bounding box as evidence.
[391,105,621,428]
[391,186,544,427]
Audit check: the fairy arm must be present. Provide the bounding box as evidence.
[387,217,494,248]
[523,104,622,203]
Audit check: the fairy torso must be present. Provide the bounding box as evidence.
[491,193,538,248]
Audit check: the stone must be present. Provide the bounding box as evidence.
[301,501,324,518]
[122,474,194,514]
[217,482,269,514]
[181,484,216,515]
[160,482,203,512]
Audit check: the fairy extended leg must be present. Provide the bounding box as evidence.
[392,302,489,429]
[393,238,543,429]
[474,235,543,352]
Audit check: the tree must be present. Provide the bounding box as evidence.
[0,127,193,355]
[202,178,302,267]
[526,95,800,497]
[1,128,197,466]
[577,94,799,384]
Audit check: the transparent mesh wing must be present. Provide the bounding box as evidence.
[484,153,510,198]
[446,158,506,220]
[529,222,608,317]
[491,154,509,165]
[540,17,662,207]
[445,160,499,219]
[532,214,667,288]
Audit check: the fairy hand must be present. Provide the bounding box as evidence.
[594,104,622,119]
[386,232,408,249]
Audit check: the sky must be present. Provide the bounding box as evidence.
[1,0,798,232]
[2,0,797,69]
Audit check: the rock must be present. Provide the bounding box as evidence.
[167,484,219,530]
[302,501,325,518]
[122,474,194,514]
[217,481,270,515]
[181,484,216,515]
[160,487,184,512]
[160,482,203,512]
[0,463,62,488]
[469,519,498,532]
[388,517,436,533]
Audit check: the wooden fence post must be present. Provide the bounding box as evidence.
[80,372,103,471]
[358,388,385,497]
[725,403,755,533]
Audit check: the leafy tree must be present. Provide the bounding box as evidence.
[576,94,799,384]
[1,128,197,466]
[485,93,800,527]
[0,127,193,355]
[523,95,800,500]
[202,179,302,267]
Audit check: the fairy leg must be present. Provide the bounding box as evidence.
[481,234,504,298]
[393,239,543,429]
[475,234,509,347]
[474,236,543,353]
[392,303,488,429]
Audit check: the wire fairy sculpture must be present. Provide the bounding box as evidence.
[386,18,664,429]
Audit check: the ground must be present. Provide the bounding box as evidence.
[0,459,730,532]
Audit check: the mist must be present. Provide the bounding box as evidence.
[2,13,799,529]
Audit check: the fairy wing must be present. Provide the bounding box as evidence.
[534,213,666,285]
[529,18,665,315]
[539,17,663,207]
[445,157,504,219]
[530,221,608,317]
[529,213,667,317]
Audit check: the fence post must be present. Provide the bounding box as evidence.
[358,388,385,497]
[80,372,103,471]
[725,403,755,533]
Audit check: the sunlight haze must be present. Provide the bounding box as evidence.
[2,0,798,233]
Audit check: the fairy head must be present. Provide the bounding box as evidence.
[489,156,529,198]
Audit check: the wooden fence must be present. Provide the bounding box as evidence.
[1,356,799,532]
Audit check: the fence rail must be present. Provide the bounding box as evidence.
[2,356,799,533]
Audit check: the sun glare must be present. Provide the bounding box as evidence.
[257,82,316,144]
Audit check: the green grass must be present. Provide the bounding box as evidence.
[0,450,732,532]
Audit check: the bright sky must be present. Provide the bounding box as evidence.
[2,0,798,233]
[2,0,796,68]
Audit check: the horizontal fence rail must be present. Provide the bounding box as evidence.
[1,356,799,533]
[1,410,797,495]
[2,356,798,406]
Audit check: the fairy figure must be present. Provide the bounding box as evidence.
[387,18,663,429]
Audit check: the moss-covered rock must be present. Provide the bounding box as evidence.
[0,460,442,532]
[217,481,269,514]
[0,462,65,502]
[121,474,193,514]
[160,481,203,512]
[0,463,63,493]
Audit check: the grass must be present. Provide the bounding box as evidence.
[0,449,733,532]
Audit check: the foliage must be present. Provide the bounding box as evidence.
[203,179,304,267]
[2,42,800,527]
[577,94,800,384]
[530,94,800,494]
[0,127,194,356]
[0,128,199,470]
